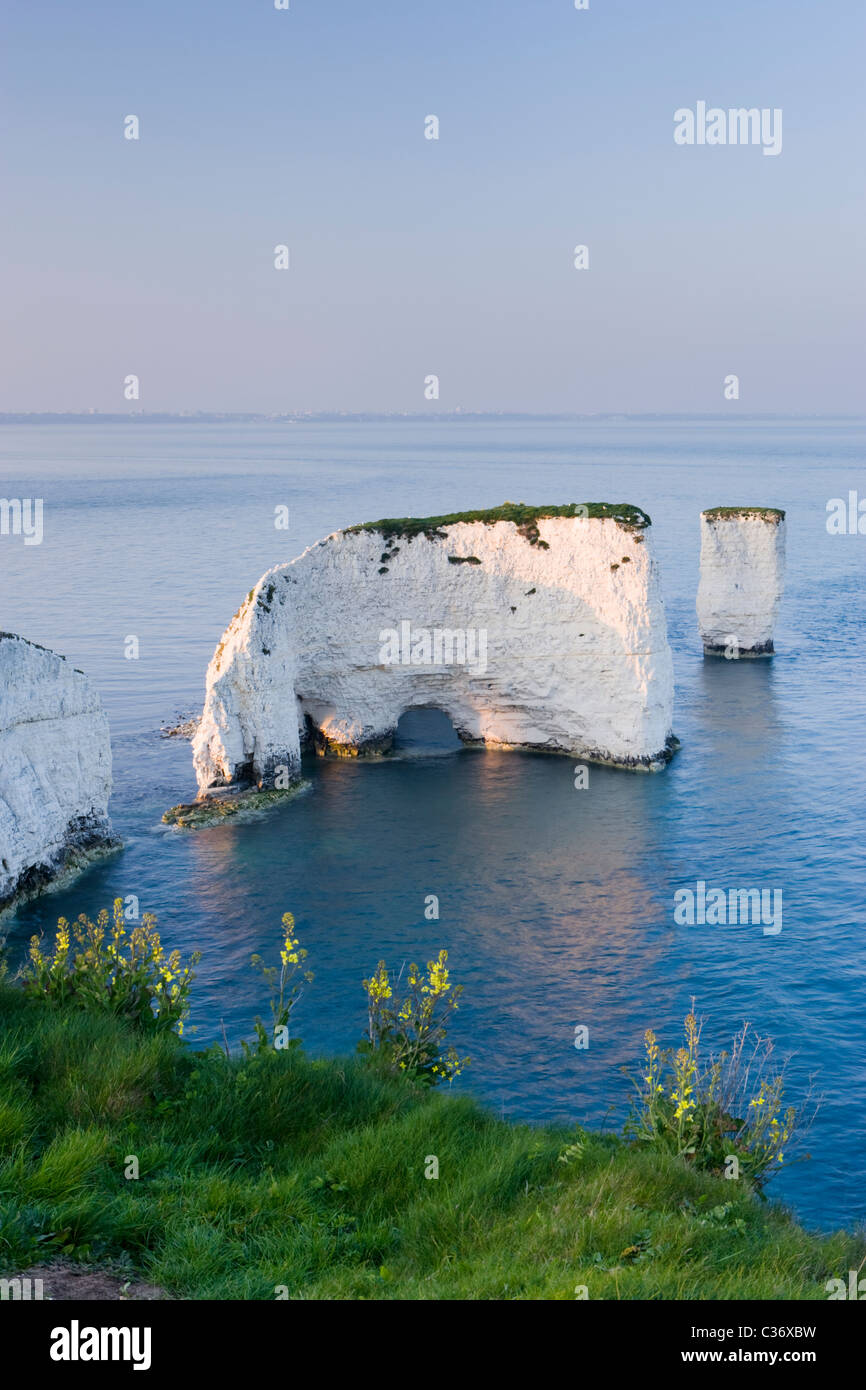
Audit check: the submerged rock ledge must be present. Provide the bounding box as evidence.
[162,783,306,829]
[193,502,676,792]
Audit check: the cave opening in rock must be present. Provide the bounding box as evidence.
[394,707,462,755]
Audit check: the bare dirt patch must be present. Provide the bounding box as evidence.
[6,1260,168,1301]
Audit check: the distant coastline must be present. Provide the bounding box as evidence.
[0,411,861,425]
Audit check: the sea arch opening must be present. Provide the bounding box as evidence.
[393,706,463,755]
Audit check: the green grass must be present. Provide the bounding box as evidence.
[346,501,652,544]
[0,983,860,1300]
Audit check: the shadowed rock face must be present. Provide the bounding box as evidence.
[193,506,676,791]
[0,633,116,913]
[696,509,786,657]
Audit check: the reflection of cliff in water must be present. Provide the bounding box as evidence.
[646,654,785,899]
[456,748,685,1123]
[696,656,783,771]
[157,732,681,1119]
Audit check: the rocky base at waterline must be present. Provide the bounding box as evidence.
[0,633,118,916]
[702,639,776,659]
[193,502,676,792]
[162,783,307,829]
[1,824,121,918]
[696,507,786,657]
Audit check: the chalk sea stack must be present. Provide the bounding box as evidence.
[696,507,786,657]
[193,503,677,791]
[0,633,117,914]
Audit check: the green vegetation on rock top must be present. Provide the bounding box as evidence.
[346,501,651,542]
[702,506,785,522]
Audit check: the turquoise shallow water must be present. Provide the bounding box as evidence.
[2,417,865,1229]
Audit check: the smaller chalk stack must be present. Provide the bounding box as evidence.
[696,507,786,658]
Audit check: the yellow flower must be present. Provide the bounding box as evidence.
[364,963,392,1003]
[425,951,451,992]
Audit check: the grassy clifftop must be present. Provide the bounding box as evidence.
[0,983,858,1301]
[346,501,652,544]
[702,507,786,522]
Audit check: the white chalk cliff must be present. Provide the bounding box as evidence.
[0,633,115,912]
[696,508,786,656]
[193,504,676,790]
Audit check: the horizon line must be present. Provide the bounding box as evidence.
[1,410,864,425]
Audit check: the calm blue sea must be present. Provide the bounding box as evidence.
[2,417,864,1231]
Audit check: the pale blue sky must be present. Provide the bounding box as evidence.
[1,0,863,413]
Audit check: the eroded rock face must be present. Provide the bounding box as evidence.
[0,633,115,913]
[696,508,786,656]
[193,505,676,790]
